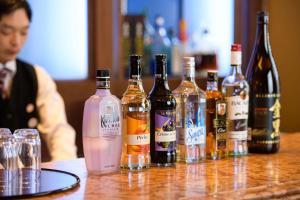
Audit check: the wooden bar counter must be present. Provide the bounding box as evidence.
[38,133,300,199]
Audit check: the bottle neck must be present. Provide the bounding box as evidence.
[96,88,111,95]
[255,22,271,54]
[206,81,218,91]
[155,63,169,87]
[96,79,111,95]
[182,67,196,82]
[230,64,242,75]
[127,76,144,92]
[154,74,170,89]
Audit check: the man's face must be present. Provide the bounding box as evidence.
[0,9,30,63]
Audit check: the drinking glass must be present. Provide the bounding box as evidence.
[0,128,17,195]
[14,129,41,187]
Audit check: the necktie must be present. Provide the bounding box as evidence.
[0,67,10,97]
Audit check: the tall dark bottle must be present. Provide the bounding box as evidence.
[149,54,176,166]
[246,11,281,153]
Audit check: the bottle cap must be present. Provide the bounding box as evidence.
[183,57,195,77]
[231,44,242,65]
[207,71,218,82]
[129,54,142,78]
[183,57,195,68]
[96,69,110,78]
[96,69,110,89]
[231,44,242,52]
[257,11,269,24]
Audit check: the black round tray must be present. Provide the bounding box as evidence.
[0,168,80,199]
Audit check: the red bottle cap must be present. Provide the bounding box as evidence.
[231,44,242,51]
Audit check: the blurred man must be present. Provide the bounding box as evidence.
[0,0,77,161]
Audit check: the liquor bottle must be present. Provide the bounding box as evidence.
[222,44,249,156]
[173,57,206,163]
[121,55,151,170]
[149,54,176,166]
[206,71,227,160]
[82,70,122,174]
[246,11,281,153]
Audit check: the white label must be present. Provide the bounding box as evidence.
[227,96,249,120]
[231,51,242,65]
[155,131,176,142]
[228,130,247,140]
[185,127,205,145]
[127,134,150,145]
[99,100,121,137]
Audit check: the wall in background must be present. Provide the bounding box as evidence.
[19,0,88,80]
[268,0,300,131]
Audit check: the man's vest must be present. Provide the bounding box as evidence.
[0,59,51,162]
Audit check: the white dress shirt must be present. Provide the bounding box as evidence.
[0,60,77,161]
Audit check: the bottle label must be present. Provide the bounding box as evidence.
[127,112,150,154]
[177,96,206,145]
[249,95,281,143]
[227,96,249,120]
[213,100,227,151]
[178,127,205,145]
[154,110,176,151]
[99,100,121,138]
[227,95,249,140]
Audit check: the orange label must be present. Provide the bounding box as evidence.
[127,112,150,154]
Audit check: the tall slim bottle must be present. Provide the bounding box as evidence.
[206,71,227,160]
[173,57,206,163]
[82,70,122,174]
[121,55,151,170]
[149,54,176,166]
[246,11,281,153]
[222,44,249,156]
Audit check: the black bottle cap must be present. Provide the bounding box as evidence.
[155,54,167,76]
[257,11,269,24]
[96,69,110,78]
[129,54,142,78]
[96,69,110,89]
[207,71,218,82]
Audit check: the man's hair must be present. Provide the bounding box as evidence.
[0,0,32,22]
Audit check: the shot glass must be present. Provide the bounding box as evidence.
[0,128,17,195]
[13,129,41,188]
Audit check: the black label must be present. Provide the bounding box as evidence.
[250,95,280,141]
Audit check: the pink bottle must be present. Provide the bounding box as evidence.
[82,69,122,174]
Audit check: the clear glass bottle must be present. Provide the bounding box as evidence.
[246,11,281,153]
[121,55,151,170]
[222,44,249,156]
[82,70,122,175]
[206,71,227,160]
[149,54,176,166]
[173,57,206,163]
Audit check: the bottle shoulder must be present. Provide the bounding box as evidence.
[222,75,249,88]
[246,47,279,77]
[84,94,121,111]
[246,56,280,94]
[122,90,148,100]
[149,86,174,98]
[149,91,176,109]
[173,82,206,99]
[206,90,224,100]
